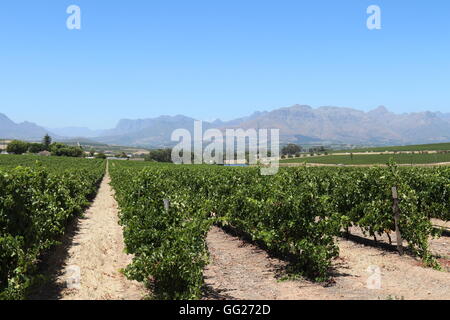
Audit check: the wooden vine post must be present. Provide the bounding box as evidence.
[391,186,404,255]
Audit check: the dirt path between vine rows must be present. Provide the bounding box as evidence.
[31,172,146,300]
[203,227,450,300]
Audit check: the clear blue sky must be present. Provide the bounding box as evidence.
[1,0,449,129]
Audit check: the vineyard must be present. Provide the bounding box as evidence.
[109,160,450,299]
[280,152,450,165]
[0,155,448,300]
[0,155,105,299]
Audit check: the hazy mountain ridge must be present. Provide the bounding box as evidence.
[92,105,450,147]
[0,113,55,140]
[1,106,449,147]
[232,105,450,145]
[436,112,450,123]
[48,127,107,138]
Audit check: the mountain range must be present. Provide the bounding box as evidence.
[1,105,449,147]
[0,113,55,141]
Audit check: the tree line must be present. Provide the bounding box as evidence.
[145,144,330,163]
[281,144,328,157]
[3,135,84,158]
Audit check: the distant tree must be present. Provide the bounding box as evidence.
[28,143,45,154]
[281,144,302,156]
[7,140,30,155]
[95,153,107,159]
[43,134,52,150]
[145,148,172,163]
[50,143,83,157]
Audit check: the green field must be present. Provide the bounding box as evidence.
[333,142,450,153]
[281,152,450,165]
[63,141,150,155]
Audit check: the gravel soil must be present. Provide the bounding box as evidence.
[30,173,145,300]
[203,226,450,300]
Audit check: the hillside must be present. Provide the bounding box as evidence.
[94,105,450,147]
[333,142,450,153]
[2,105,450,147]
[0,113,54,140]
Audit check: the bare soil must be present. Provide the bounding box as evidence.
[30,173,145,300]
[344,221,450,270]
[203,226,450,300]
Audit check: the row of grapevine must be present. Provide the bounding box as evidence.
[110,161,449,299]
[327,163,448,266]
[401,167,450,221]
[109,162,213,299]
[0,157,105,299]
